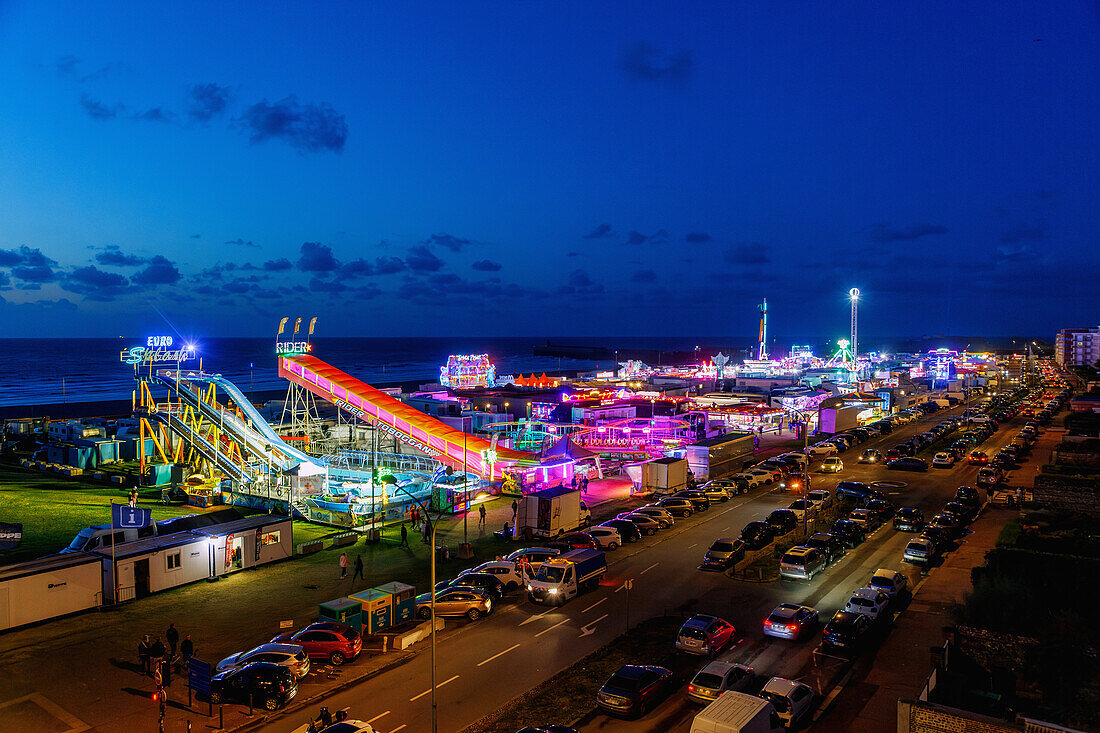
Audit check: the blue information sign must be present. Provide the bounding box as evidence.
[188,657,212,695]
[111,503,151,530]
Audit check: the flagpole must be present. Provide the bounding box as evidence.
[111,503,117,604]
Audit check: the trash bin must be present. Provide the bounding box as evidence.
[349,589,393,634]
[373,582,416,626]
[319,598,363,631]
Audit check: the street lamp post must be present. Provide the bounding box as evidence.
[391,484,443,733]
[788,406,813,537]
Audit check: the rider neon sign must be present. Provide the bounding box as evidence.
[276,341,312,355]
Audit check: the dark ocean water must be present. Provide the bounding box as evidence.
[0,336,756,407]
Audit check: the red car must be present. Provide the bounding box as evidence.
[967,451,987,465]
[271,622,362,666]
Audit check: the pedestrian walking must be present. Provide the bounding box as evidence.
[478,504,486,526]
[399,523,410,547]
[128,490,137,509]
[581,476,589,495]
[511,499,518,518]
[352,554,364,581]
[421,518,431,544]
[138,634,152,675]
[338,552,349,578]
[179,634,194,661]
[165,623,179,657]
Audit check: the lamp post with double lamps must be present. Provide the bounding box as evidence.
[787,405,814,536]
[388,480,446,733]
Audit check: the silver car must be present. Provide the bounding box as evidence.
[215,643,310,680]
[687,661,754,703]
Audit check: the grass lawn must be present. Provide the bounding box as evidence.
[0,461,210,564]
[461,615,694,733]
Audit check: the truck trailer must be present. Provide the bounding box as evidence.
[527,548,606,605]
[514,485,592,540]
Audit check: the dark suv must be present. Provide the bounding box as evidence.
[600,519,641,543]
[766,509,799,535]
[740,521,778,550]
[209,662,297,710]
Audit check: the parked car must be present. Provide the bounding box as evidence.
[600,519,641,543]
[942,501,977,523]
[953,486,982,510]
[546,532,599,552]
[686,661,754,704]
[740,521,778,550]
[892,507,926,532]
[830,520,867,548]
[804,532,844,563]
[208,662,297,711]
[805,443,838,457]
[470,560,526,591]
[847,508,877,529]
[617,512,661,536]
[700,538,746,570]
[271,622,362,666]
[820,457,843,473]
[758,677,815,728]
[807,489,833,509]
[919,526,952,554]
[734,471,770,489]
[779,546,827,581]
[585,526,622,551]
[675,614,736,658]
[968,450,988,465]
[415,587,493,621]
[442,572,506,600]
[821,610,873,653]
[654,497,694,517]
[596,664,674,718]
[762,604,819,641]
[903,536,937,565]
[215,643,310,680]
[786,499,816,521]
[835,481,878,502]
[673,490,711,511]
[780,472,811,492]
[766,509,799,535]
[867,568,908,598]
[887,457,928,472]
[864,499,895,521]
[698,483,732,503]
[928,512,964,539]
[976,467,1003,487]
[633,506,674,528]
[844,588,890,621]
[505,547,561,568]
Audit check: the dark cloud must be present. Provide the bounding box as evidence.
[223,278,253,294]
[225,238,259,248]
[624,229,667,245]
[583,224,613,239]
[187,83,231,122]
[263,258,293,271]
[405,246,444,272]
[79,94,120,120]
[56,55,81,76]
[631,269,657,283]
[309,277,346,293]
[566,251,581,257]
[555,269,605,297]
[2,246,59,286]
[867,223,948,243]
[0,245,55,268]
[60,266,128,301]
[999,225,1044,243]
[239,95,347,153]
[621,42,693,82]
[132,107,172,123]
[297,242,339,272]
[340,259,375,277]
[685,231,711,243]
[131,255,181,285]
[625,231,647,245]
[95,245,145,267]
[373,256,405,275]
[724,244,770,265]
[189,234,201,239]
[471,259,502,272]
[422,233,471,251]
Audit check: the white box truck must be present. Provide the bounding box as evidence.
[515,485,592,540]
[526,548,606,605]
[690,691,783,733]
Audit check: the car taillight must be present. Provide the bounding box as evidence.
[787,624,798,632]
[688,685,696,692]
[279,684,285,692]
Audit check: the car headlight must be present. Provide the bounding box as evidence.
[548,588,558,594]
[527,584,533,591]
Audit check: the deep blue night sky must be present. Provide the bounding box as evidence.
[0,2,1096,339]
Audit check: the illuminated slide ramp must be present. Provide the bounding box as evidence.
[279,354,537,478]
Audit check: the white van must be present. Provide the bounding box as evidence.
[691,691,783,733]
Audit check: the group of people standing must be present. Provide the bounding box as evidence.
[138,623,194,689]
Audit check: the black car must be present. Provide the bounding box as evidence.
[804,532,844,563]
[600,519,641,543]
[864,499,895,521]
[822,610,873,652]
[765,509,798,535]
[829,520,867,548]
[953,486,982,510]
[673,490,711,511]
[655,497,695,517]
[892,507,926,532]
[740,521,778,550]
[887,457,929,472]
[444,572,506,599]
[595,664,674,718]
[700,538,746,570]
[919,525,951,553]
[927,512,964,539]
[209,662,297,711]
[942,501,976,523]
[892,443,916,457]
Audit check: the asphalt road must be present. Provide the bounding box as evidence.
[257,403,1020,733]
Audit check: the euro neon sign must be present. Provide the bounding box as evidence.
[276,341,312,355]
[121,336,197,365]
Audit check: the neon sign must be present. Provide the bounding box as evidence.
[121,337,197,365]
[276,341,312,355]
[440,354,496,389]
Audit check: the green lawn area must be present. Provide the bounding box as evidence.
[0,462,207,564]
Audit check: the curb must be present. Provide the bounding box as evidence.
[224,650,417,732]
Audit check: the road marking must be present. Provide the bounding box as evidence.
[580,613,609,637]
[534,618,571,637]
[686,543,697,549]
[722,526,730,531]
[409,675,459,701]
[367,711,390,724]
[477,643,520,667]
[640,562,659,575]
[389,726,407,733]
[581,597,606,614]
[519,606,553,626]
